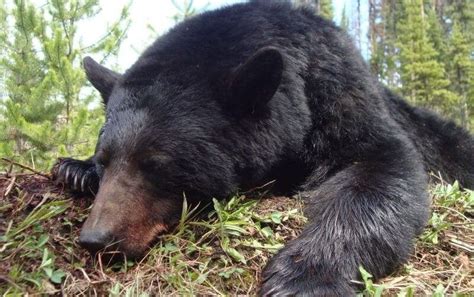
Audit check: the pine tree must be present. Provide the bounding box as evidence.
[0,0,8,157]
[368,0,382,76]
[447,0,474,46]
[353,0,362,49]
[426,8,447,63]
[368,0,403,88]
[294,0,334,20]
[319,0,334,20]
[0,0,6,85]
[446,21,473,129]
[172,0,198,22]
[396,0,456,112]
[0,0,130,169]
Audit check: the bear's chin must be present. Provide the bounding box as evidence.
[88,244,150,264]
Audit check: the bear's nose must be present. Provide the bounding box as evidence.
[78,229,114,254]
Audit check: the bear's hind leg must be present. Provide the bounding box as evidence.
[260,144,430,296]
[52,158,99,195]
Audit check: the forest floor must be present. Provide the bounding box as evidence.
[1,165,473,296]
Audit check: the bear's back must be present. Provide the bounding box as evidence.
[121,1,343,87]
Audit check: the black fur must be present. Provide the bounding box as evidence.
[53,1,474,296]
[385,89,474,188]
[83,57,121,103]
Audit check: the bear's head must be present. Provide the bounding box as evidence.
[78,48,309,258]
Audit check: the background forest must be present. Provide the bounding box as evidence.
[0,0,473,296]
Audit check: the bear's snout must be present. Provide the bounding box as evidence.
[78,228,115,255]
[78,170,181,259]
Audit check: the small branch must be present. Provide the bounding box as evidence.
[242,180,276,195]
[4,175,16,197]
[1,158,51,179]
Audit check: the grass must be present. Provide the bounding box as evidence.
[1,171,473,296]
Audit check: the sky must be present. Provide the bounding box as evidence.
[80,0,367,71]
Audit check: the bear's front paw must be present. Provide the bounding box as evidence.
[52,158,99,194]
[260,246,354,297]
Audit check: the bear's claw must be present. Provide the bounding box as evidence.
[259,243,355,297]
[52,158,99,195]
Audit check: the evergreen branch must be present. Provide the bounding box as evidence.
[100,20,131,63]
[80,4,131,53]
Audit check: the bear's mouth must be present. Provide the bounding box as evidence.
[78,222,171,262]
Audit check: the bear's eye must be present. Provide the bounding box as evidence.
[139,155,171,172]
[95,162,105,178]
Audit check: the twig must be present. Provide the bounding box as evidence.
[448,238,474,253]
[6,161,13,178]
[3,175,16,197]
[242,180,276,194]
[31,193,50,214]
[79,268,92,283]
[444,263,464,293]
[1,158,51,179]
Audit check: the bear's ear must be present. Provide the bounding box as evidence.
[228,47,283,116]
[83,57,121,105]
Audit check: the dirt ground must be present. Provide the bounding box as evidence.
[1,170,473,296]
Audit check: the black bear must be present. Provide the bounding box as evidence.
[53,1,474,296]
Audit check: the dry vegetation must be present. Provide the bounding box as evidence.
[1,164,473,296]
